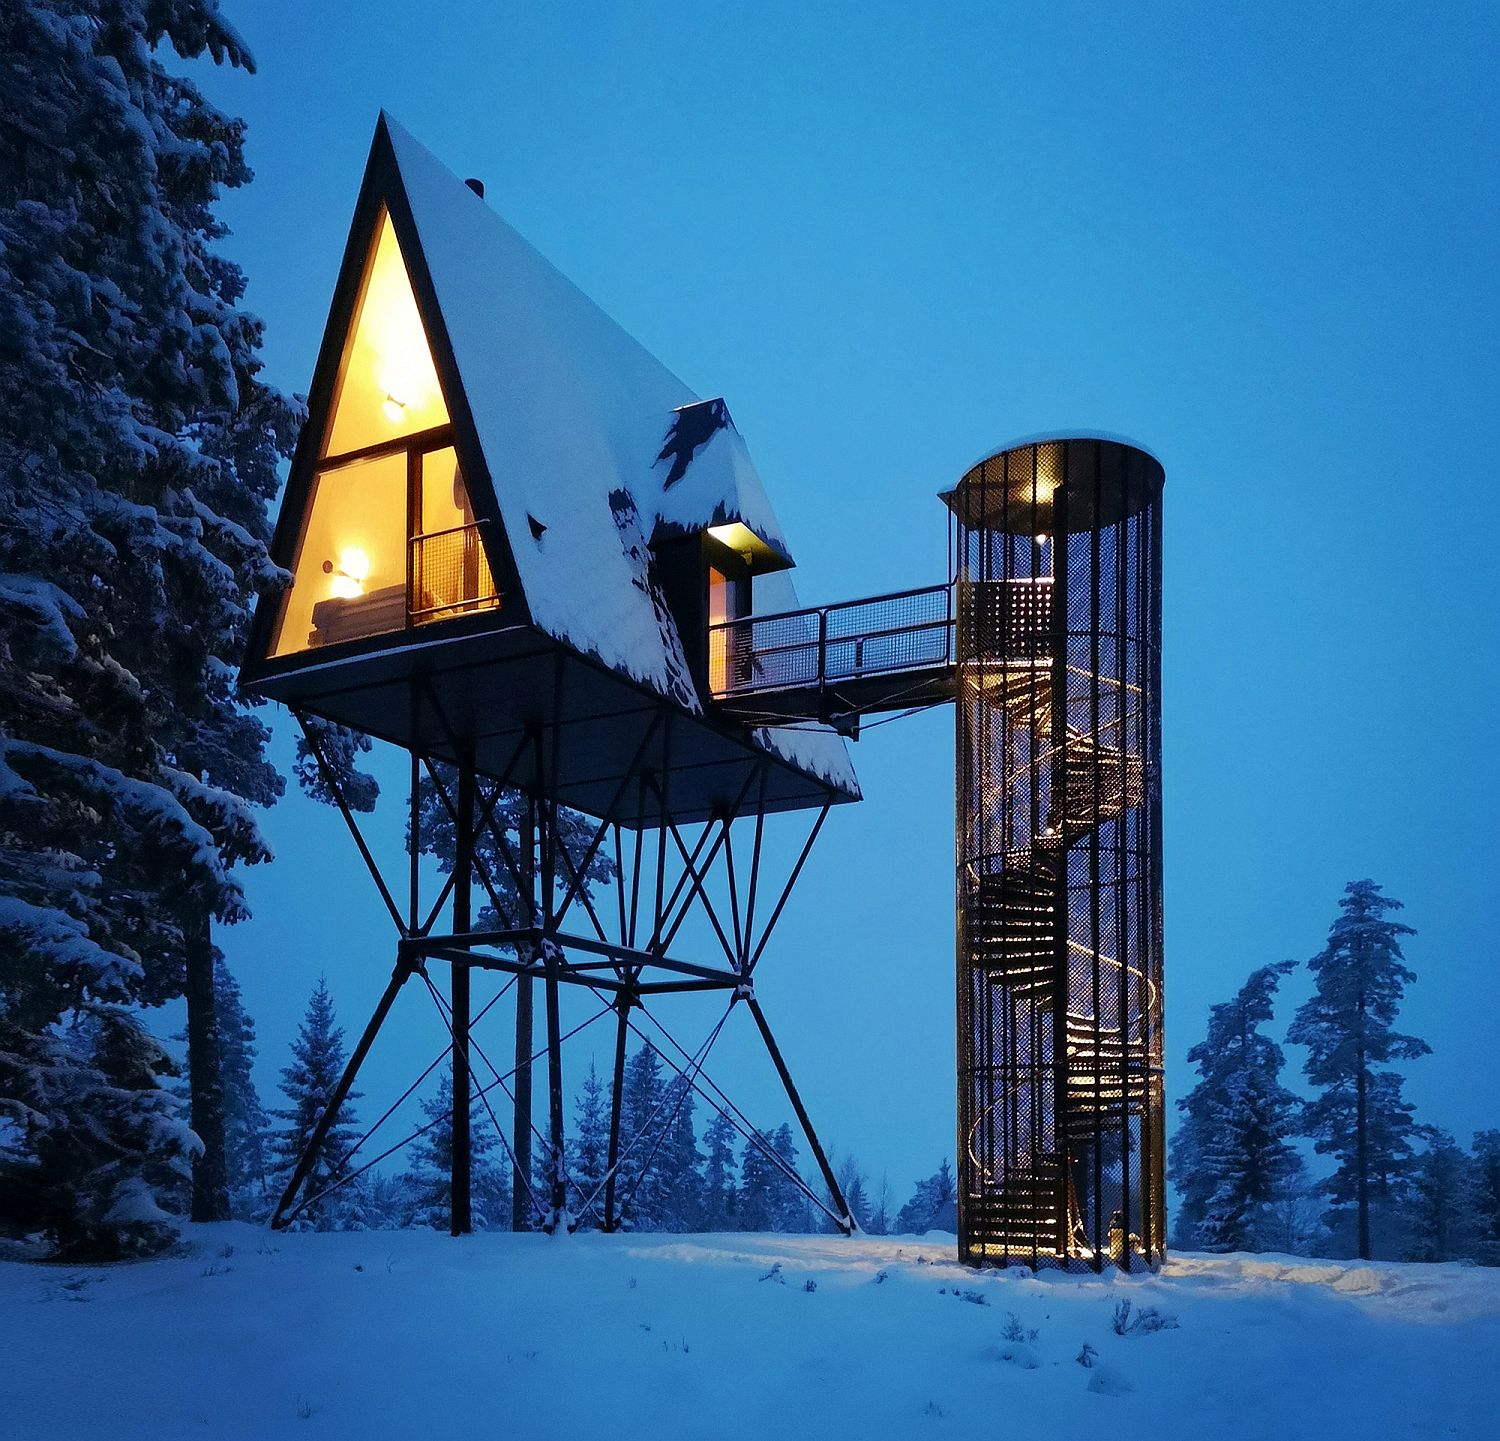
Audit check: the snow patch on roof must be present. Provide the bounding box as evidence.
[382,117,853,795]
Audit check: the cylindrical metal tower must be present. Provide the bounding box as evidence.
[946,436,1164,1271]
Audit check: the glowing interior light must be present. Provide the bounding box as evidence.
[323,545,371,599]
[1035,533,1049,546]
[381,393,407,423]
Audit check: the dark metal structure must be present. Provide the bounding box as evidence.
[709,436,1165,1271]
[266,702,854,1237]
[948,438,1164,1270]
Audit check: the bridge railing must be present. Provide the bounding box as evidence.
[709,583,955,697]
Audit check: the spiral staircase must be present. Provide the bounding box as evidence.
[705,572,1159,1265]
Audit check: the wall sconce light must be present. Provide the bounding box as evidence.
[323,546,371,599]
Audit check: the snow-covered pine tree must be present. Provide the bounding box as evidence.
[1288,880,1430,1259]
[831,1153,868,1233]
[270,978,365,1229]
[699,1108,739,1230]
[401,1072,511,1231]
[867,1171,894,1235]
[895,1159,958,1234]
[568,1060,610,1229]
[1170,960,1305,1252]
[767,1123,806,1232]
[616,1041,668,1229]
[408,768,615,925]
[657,1075,703,1231]
[216,961,271,1219]
[0,0,303,1253]
[736,1127,778,1231]
[1403,1129,1477,1263]
[1472,1131,1500,1267]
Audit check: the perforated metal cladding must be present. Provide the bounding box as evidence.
[954,439,1162,1271]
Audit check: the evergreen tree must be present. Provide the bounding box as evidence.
[1288,880,1430,1259]
[867,1171,894,1235]
[401,1072,511,1231]
[737,1127,779,1231]
[568,1060,610,1230]
[270,979,364,1229]
[1171,961,1305,1252]
[657,1075,704,1231]
[700,1108,739,1230]
[216,961,271,1220]
[0,1009,200,1257]
[0,0,299,1252]
[409,768,614,926]
[616,1042,668,1229]
[895,1159,958,1233]
[1259,1170,1329,1257]
[767,1123,806,1232]
[1471,1131,1500,1266]
[832,1153,869,1233]
[1403,1129,1477,1263]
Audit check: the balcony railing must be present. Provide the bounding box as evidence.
[410,521,499,623]
[308,522,498,649]
[707,578,1056,701]
[709,583,955,697]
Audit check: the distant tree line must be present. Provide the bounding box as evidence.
[1172,879,1499,1264]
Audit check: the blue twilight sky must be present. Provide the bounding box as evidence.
[194,1,1498,1197]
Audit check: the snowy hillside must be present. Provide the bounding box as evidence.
[4,1228,1497,1440]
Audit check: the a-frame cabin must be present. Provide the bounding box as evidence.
[241,114,857,825]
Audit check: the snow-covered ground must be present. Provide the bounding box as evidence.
[4,1226,1497,1440]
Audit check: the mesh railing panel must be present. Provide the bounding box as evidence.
[709,584,952,696]
[411,523,500,623]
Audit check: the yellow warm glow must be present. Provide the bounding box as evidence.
[707,522,757,554]
[325,212,449,456]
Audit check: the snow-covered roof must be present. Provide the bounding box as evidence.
[383,116,856,796]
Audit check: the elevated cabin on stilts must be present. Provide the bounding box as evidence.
[241,114,860,1237]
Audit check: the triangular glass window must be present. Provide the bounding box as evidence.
[268,211,498,658]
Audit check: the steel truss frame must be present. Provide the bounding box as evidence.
[269,682,853,1237]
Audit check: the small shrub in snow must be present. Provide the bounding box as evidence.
[938,1286,988,1305]
[922,1400,947,1419]
[199,1264,232,1277]
[873,1269,890,1285]
[295,1397,313,1420]
[1076,1342,1098,1368]
[758,1262,785,1284]
[1000,1312,1038,1344]
[1111,1298,1178,1336]
[803,1278,817,1293]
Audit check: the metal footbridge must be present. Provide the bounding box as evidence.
[709,582,959,730]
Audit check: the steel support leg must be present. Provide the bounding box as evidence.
[602,996,632,1231]
[450,751,475,1236]
[271,957,412,1229]
[512,800,535,1230]
[745,997,854,1234]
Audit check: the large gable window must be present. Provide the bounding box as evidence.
[269,212,498,657]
